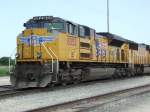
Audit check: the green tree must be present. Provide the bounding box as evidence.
[0,57,14,66]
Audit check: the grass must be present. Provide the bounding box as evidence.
[0,66,9,76]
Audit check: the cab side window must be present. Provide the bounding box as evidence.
[84,27,90,37]
[90,29,95,38]
[79,26,85,37]
[79,26,95,39]
[67,22,77,36]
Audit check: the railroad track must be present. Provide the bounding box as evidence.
[0,76,150,112]
[27,84,150,112]
[0,85,17,97]
[0,76,147,98]
[0,77,112,99]
[0,85,49,99]
[0,85,29,99]
[0,75,146,98]
[0,76,131,98]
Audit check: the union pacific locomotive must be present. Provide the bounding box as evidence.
[10,16,150,88]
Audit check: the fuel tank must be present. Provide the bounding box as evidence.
[82,67,115,81]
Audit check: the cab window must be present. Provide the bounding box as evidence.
[79,26,93,38]
[79,26,85,37]
[67,23,77,36]
[84,27,90,36]
[90,29,95,38]
[44,22,64,31]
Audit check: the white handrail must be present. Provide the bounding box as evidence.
[9,57,11,73]
[48,47,59,82]
[42,43,54,73]
[48,47,59,74]
[9,48,16,73]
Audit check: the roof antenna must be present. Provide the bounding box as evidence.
[107,0,110,33]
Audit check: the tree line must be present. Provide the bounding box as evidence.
[0,57,15,66]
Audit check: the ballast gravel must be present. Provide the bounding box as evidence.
[0,76,10,86]
[0,76,150,112]
[85,89,150,112]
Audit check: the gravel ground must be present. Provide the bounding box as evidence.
[0,76,10,86]
[0,76,150,112]
[85,90,150,112]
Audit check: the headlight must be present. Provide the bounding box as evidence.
[15,53,20,58]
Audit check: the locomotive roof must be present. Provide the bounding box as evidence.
[97,32,125,41]
[25,16,80,27]
[24,16,93,29]
[25,16,65,25]
[97,32,138,50]
[97,32,137,44]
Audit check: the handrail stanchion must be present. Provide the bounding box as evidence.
[42,43,54,73]
[9,57,11,73]
[9,48,16,74]
[48,47,59,82]
[48,47,59,73]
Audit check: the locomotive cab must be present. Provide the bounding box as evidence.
[11,16,96,88]
[11,16,67,88]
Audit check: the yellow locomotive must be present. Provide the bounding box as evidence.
[10,16,150,88]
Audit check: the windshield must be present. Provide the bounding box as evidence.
[44,23,64,31]
[25,22,64,31]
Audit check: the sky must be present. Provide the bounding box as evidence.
[0,0,150,57]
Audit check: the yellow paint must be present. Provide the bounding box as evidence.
[16,28,150,66]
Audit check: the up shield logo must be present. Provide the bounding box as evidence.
[38,36,55,43]
[20,37,31,45]
[19,35,55,46]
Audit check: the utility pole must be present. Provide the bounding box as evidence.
[107,0,110,33]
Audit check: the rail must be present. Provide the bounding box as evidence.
[26,81,150,112]
[42,43,59,82]
[48,47,59,82]
[48,47,59,73]
[9,48,16,73]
